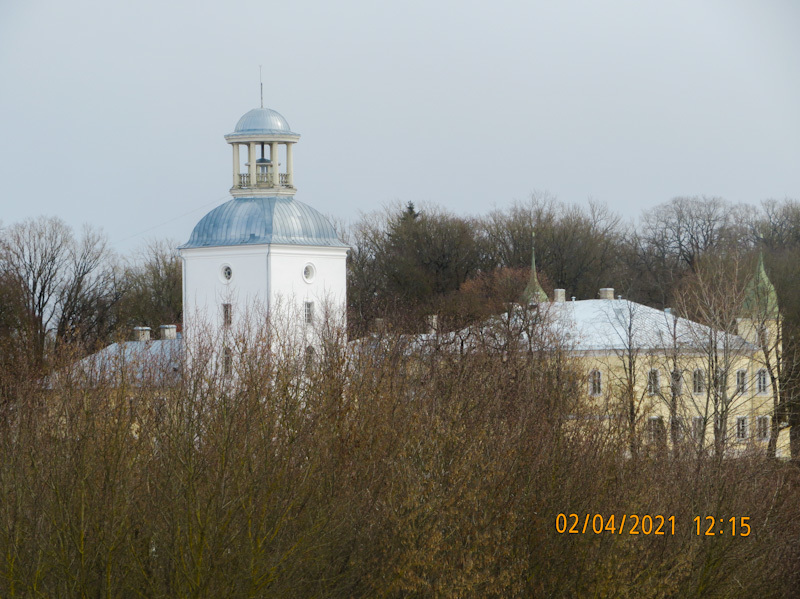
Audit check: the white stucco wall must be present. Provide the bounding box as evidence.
[180,242,348,347]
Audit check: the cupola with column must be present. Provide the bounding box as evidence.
[224,107,300,196]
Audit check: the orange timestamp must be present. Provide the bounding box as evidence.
[555,513,676,535]
[694,516,751,536]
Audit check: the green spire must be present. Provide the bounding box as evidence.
[742,253,779,319]
[522,231,548,304]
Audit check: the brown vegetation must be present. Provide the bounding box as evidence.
[1,318,800,597]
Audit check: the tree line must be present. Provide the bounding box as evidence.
[3,196,800,447]
[2,196,800,594]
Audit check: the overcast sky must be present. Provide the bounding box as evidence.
[1,0,798,253]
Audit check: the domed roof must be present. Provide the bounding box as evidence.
[226,107,299,138]
[179,196,348,249]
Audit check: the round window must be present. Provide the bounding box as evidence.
[303,263,316,283]
[221,265,233,281]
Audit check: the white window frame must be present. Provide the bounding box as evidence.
[693,369,705,395]
[671,370,683,396]
[757,369,769,394]
[647,369,660,396]
[714,368,727,395]
[672,416,685,442]
[647,416,665,445]
[756,415,770,440]
[304,301,315,325]
[222,347,233,377]
[222,303,232,327]
[736,370,747,395]
[589,369,602,396]
[691,416,705,442]
[736,416,748,440]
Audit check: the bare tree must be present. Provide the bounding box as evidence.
[675,253,756,457]
[481,194,624,300]
[115,238,182,331]
[56,225,122,351]
[0,216,120,369]
[0,216,71,363]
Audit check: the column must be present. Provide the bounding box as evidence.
[232,143,240,188]
[270,142,279,187]
[248,142,256,187]
[286,143,294,187]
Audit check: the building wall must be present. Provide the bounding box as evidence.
[181,244,269,339]
[578,348,789,457]
[268,244,348,332]
[181,242,348,346]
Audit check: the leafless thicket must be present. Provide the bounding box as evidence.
[1,312,799,598]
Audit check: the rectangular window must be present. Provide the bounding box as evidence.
[714,368,727,395]
[222,303,232,327]
[757,369,768,394]
[647,416,666,445]
[647,369,659,396]
[304,301,314,325]
[222,347,233,377]
[673,416,685,442]
[671,370,682,396]
[736,370,747,395]
[304,345,315,369]
[589,370,602,396]
[693,369,705,395]
[692,416,705,442]
[756,415,770,440]
[736,416,748,440]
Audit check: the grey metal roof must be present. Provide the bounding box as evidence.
[551,299,757,353]
[226,107,299,138]
[406,299,757,355]
[180,196,349,249]
[72,338,183,387]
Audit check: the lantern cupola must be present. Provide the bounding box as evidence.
[224,106,300,197]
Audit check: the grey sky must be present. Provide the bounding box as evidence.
[1,0,798,253]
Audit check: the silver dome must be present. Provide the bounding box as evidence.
[228,108,299,137]
[180,196,347,249]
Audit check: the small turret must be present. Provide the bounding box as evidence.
[741,253,779,319]
[521,231,548,304]
[737,252,779,346]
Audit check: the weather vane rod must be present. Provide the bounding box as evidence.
[259,65,263,108]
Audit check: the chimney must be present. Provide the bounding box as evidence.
[160,324,177,340]
[133,326,151,342]
[426,314,439,334]
[554,289,566,303]
[664,307,672,316]
[599,288,615,300]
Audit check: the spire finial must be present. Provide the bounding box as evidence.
[259,65,263,109]
[742,251,779,319]
[522,229,548,304]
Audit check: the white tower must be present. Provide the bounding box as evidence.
[179,106,349,355]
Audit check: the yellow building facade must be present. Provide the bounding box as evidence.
[539,255,788,457]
